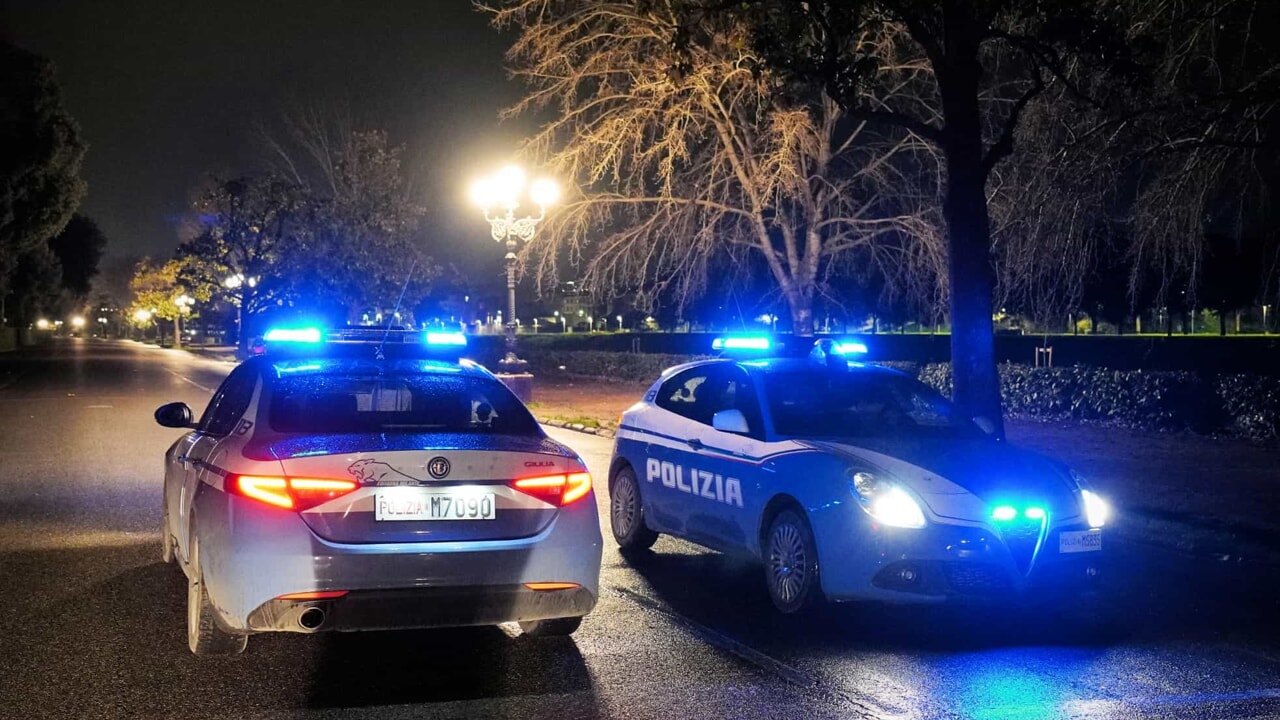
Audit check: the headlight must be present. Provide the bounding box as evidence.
[851,472,926,529]
[1080,489,1108,528]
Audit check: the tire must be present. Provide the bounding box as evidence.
[161,506,175,565]
[764,509,822,614]
[187,540,248,656]
[609,465,659,552]
[519,616,582,637]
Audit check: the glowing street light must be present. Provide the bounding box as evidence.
[469,165,560,371]
[174,294,194,348]
[35,318,50,330]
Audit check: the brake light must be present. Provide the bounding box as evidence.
[229,474,359,511]
[510,472,592,506]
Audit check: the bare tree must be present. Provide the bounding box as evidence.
[486,0,941,333]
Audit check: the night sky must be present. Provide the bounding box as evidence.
[1,0,527,278]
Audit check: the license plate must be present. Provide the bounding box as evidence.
[375,490,496,521]
[1059,529,1102,553]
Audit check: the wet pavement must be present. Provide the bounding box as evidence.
[1,339,1278,719]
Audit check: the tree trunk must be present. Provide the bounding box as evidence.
[938,41,1004,435]
[789,303,814,336]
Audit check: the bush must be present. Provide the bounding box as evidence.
[525,350,704,383]
[1216,374,1280,440]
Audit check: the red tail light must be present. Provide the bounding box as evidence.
[510,472,592,506]
[229,474,359,511]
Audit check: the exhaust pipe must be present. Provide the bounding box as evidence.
[298,606,326,631]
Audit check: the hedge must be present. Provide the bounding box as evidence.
[505,347,1280,440]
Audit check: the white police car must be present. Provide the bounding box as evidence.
[608,336,1107,613]
[155,327,602,654]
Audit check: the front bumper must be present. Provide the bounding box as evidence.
[192,487,602,633]
[814,508,1102,603]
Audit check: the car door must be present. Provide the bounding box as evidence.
[176,365,259,562]
[679,365,767,550]
[645,365,720,534]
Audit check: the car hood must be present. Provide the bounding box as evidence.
[801,437,1081,523]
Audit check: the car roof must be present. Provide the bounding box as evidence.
[658,355,910,381]
[239,354,497,381]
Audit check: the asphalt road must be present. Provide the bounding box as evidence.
[2,339,1280,720]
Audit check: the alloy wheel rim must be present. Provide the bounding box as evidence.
[768,523,806,604]
[612,476,637,538]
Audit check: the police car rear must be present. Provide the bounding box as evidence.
[157,327,602,655]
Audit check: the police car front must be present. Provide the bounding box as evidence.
[608,336,1107,613]
[155,327,602,655]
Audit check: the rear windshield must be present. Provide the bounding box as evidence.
[268,372,541,436]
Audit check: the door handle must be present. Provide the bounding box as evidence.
[686,438,703,450]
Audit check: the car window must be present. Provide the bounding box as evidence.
[762,370,984,440]
[267,372,540,436]
[657,365,760,431]
[198,365,258,436]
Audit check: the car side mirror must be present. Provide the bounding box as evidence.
[712,409,750,434]
[972,415,999,437]
[155,402,196,429]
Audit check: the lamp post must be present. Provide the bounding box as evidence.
[174,294,194,348]
[470,165,560,372]
[224,273,257,356]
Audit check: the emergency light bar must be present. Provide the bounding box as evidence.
[712,335,773,352]
[263,327,323,344]
[260,325,470,357]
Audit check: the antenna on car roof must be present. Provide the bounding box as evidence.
[376,260,417,361]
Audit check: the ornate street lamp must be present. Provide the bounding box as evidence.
[469,165,560,372]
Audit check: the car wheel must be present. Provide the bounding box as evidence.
[764,509,822,614]
[610,466,658,552]
[519,616,582,637]
[161,506,175,565]
[187,540,247,656]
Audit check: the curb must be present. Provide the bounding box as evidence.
[538,417,616,439]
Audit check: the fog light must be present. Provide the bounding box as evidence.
[897,567,918,583]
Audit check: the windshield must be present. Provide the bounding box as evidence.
[762,369,985,441]
[268,372,541,436]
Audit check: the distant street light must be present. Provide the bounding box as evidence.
[35,318,50,330]
[616,315,623,331]
[469,164,560,371]
[1265,304,1271,335]
[174,294,194,348]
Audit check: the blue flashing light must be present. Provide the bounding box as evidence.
[425,331,467,347]
[276,362,323,374]
[991,505,1017,522]
[264,327,323,343]
[835,341,869,355]
[712,336,772,351]
[1024,507,1046,520]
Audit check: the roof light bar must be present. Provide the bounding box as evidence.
[712,336,772,351]
[425,331,467,347]
[835,341,869,355]
[264,327,323,343]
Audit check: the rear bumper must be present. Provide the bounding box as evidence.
[192,487,602,632]
[247,585,597,633]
